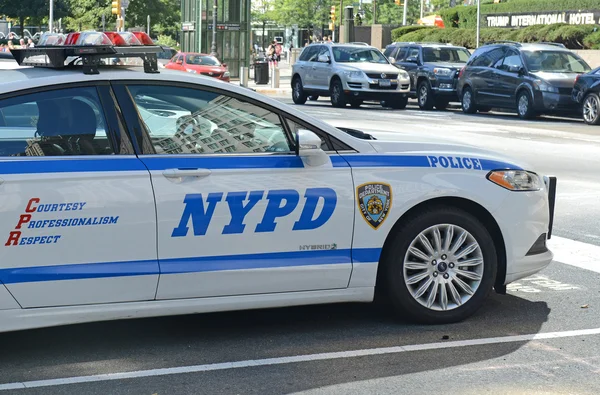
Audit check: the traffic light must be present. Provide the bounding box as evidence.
[395,0,401,5]
[111,0,121,15]
[330,6,336,22]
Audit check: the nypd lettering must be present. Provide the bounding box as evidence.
[357,182,392,230]
[427,155,483,170]
[171,188,337,237]
[5,198,120,247]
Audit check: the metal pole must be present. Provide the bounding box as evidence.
[102,14,105,32]
[49,0,54,32]
[121,7,126,32]
[403,0,407,26]
[476,0,480,47]
[373,0,376,25]
[210,0,218,57]
[147,15,150,36]
[420,0,424,19]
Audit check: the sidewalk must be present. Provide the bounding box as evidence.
[231,61,293,97]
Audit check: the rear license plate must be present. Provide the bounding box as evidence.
[379,79,391,87]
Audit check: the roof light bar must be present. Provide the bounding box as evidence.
[10,30,163,75]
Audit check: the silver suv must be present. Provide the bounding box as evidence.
[292,43,411,109]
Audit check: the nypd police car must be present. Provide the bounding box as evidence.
[0,31,555,332]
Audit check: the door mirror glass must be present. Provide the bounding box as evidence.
[388,57,395,64]
[317,54,330,63]
[509,65,523,74]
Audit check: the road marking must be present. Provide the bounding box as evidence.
[549,236,600,274]
[507,275,580,293]
[2,327,600,390]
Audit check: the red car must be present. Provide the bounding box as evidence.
[165,52,230,82]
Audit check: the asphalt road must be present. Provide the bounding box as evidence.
[1,99,600,395]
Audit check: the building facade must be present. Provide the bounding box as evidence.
[180,0,252,78]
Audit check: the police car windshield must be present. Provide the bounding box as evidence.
[185,55,221,66]
[332,47,388,63]
[522,50,591,73]
[422,47,470,63]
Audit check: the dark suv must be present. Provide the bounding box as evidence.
[384,42,472,110]
[457,41,592,119]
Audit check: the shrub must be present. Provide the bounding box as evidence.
[391,25,435,42]
[583,31,600,50]
[546,24,599,49]
[395,28,440,43]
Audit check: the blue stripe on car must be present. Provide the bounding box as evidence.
[0,248,382,284]
[0,155,520,174]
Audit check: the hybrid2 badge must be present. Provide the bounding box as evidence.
[357,182,392,230]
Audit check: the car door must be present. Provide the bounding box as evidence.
[471,47,506,106]
[397,47,420,93]
[493,49,524,108]
[312,46,332,91]
[0,84,158,308]
[169,55,185,71]
[113,82,355,300]
[303,45,321,90]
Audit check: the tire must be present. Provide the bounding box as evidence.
[308,95,319,101]
[292,77,307,105]
[330,79,347,108]
[434,98,450,111]
[388,96,408,110]
[517,90,537,120]
[461,87,477,114]
[381,206,497,324]
[417,80,435,110]
[350,99,363,108]
[582,92,600,125]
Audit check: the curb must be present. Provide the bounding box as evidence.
[253,88,292,97]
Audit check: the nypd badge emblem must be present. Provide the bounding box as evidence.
[357,182,392,229]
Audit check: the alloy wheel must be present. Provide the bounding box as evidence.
[518,94,529,116]
[462,90,472,111]
[583,94,599,124]
[419,85,428,106]
[402,224,484,311]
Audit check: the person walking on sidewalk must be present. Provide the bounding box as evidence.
[267,40,278,67]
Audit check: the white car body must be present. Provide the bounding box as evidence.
[0,66,554,332]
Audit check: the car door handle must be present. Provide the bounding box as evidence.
[162,168,212,179]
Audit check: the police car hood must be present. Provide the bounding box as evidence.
[362,134,529,170]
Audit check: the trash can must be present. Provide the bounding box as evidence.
[254,61,269,85]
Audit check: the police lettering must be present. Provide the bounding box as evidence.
[427,155,483,170]
[172,188,337,237]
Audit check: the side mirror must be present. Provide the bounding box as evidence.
[407,56,418,63]
[388,57,395,64]
[317,54,330,63]
[221,63,227,68]
[297,129,328,166]
[509,65,524,74]
[176,60,183,65]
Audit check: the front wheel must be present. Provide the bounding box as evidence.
[381,206,497,324]
[517,90,537,120]
[388,96,408,110]
[582,92,600,125]
[292,77,307,105]
[418,80,435,110]
[330,79,347,108]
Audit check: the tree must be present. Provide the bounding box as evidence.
[124,0,180,39]
[362,0,422,25]
[251,0,277,50]
[65,0,113,32]
[0,0,69,36]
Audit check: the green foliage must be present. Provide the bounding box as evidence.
[391,25,433,41]
[441,0,600,29]
[0,0,69,35]
[65,0,113,32]
[122,0,180,39]
[392,23,600,49]
[156,34,177,49]
[583,31,600,50]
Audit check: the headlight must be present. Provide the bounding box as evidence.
[223,71,230,77]
[487,170,542,191]
[433,68,453,77]
[534,79,558,93]
[186,69,197,74]
[398,70,409,79]
[344,70,364,79]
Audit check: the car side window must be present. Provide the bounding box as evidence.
[0,87,117,157]
[501,50,523,71]
[407,47,420,61]
[126,85,294,155]
[307,46,321,62]
[318,46,330,59]
[472,47,505,67]
[395,47,408,61]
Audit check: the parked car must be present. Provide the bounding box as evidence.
[457,41,592,119]
[291,43,411,109]
[384,42,471,110]
[165,52,230,82]
[572,67,600,125]
[157,46,178,68]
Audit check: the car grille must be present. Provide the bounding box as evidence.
[366,73,398,79]
[348,82,362,89]
[369,83,399,90]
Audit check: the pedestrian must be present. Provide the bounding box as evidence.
[7,41,14,51]
[275,41,282,63]
[267,40,278,66]
[19,38,25,48]
[27,38,34,48]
